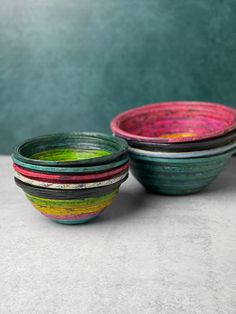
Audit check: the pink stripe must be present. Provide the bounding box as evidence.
[13,163,129,183]
[41,210,103,220]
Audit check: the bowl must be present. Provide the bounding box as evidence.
[128,141,236,159]
[12,132,129,224]
[14,170,128,189]
[12,154,129,173]
[15,173,128,224]
[111,101,236,143]
[12,132,128,167]
[128,148,235,195]
[127,129,236,152]
[13,162,129,183]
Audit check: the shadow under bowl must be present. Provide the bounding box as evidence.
[12,132,128,167]
[129,149,235,195]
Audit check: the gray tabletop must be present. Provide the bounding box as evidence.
[0,155,235,314]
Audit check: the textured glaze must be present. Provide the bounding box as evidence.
[13,132,128,167]
[12,155,129,173]
[15,174,128,200]
[26,190,118,224]
[127,129,236,152]
[14,170,128,190]
[129,149,235,195]
[128,141,236,159]
[13,163,129,183]
[111,102,236,143]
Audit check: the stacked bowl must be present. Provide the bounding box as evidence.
[12,133,129,224]
[111,101,236,195]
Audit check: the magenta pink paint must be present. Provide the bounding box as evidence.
[13,163,129,183]
[41,211,103,221]
[110,101,236,143]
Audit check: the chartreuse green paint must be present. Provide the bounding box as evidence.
[31,148,111,162]
[25,189,119,224]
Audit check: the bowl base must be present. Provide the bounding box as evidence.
[51,215,99,225]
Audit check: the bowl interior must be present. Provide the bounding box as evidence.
[31,147,110,162]
[111,102,236,143]
[14,132,127,165]
[127,129,236,152]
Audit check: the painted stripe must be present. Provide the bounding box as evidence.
[31,200,113,215]
[13,162,129,182]
[41,210,103,220]
[128,142,236,158]
[26,189,118,206]
[14,171,128,189]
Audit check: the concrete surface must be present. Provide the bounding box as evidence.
[0,155,235,314]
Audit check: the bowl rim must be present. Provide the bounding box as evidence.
[14,170,128,190]
[12,132,128,167]
[110,101,236,143]
[14,173,128,200]
[127,129,236,152]
[12,154,129,173]
[128,148,234,163]
[13,162,129,182]
[128,141,236,158]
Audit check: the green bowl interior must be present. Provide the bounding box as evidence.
[14,133,127,164]
[31,147,111,162]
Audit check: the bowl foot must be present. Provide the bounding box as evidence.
[51,215,99,225]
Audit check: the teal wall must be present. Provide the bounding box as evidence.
[0,0,236,153]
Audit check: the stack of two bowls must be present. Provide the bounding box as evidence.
[12,133,128,224]
[111,101,236,195]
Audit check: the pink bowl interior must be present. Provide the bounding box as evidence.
[111,102,236,143]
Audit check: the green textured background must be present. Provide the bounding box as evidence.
[0,0,236,154]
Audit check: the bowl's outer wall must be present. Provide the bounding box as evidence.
[129,151,233,195]
[26,189,119,224]
[1,1,236,153]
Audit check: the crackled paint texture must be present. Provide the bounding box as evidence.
[0,0,236,153]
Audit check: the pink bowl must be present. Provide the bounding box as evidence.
[110,101,236,143]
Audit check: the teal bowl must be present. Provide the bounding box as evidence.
[12,132,128,167]
[129,148,236,195]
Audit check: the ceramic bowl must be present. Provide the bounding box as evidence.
[13,132,128,167]
[111,101,236,143]
[127,129,236,152]
[15,174,128,224]
[13,162,129,183]
[128,148,235,195]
